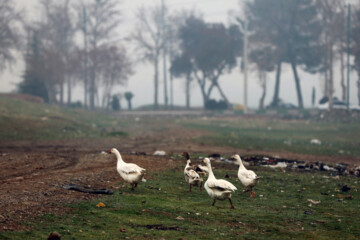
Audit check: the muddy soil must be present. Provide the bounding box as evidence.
[0,124,359,231]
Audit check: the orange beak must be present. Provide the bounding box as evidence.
[108,149,112,154]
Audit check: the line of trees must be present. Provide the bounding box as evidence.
[0,0,360,110]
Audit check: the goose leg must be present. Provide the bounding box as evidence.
[189,184,192,192]
[243,187,250,194]
[134,183,138,189]
[200,182,203,192]
[228,198,234,209]
[131,184,135,191]
[212,199,216,206]
[250,190,256,198]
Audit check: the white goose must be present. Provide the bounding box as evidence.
[184,159,203,192]
[232,154,260,198]
[202,158,237,209]
[182,152,209,177]
[109,148,146,191]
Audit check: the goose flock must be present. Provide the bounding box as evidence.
[109,148,260,209]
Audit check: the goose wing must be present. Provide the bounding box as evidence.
[207,179,237,192]
[120,163,146,175]
[185,169,200,180]
[239,170,258,180]
[195,165,209,174]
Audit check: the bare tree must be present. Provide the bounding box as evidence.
[78,0,122,109]
[0,0,22,73]
[97,45,133,108]
[66,48,83,105]
[131,5,164,110]
[318,0,347,110]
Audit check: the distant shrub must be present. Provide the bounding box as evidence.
[111,95,120,111]
[69,101,82,108]
[205,99,228,110]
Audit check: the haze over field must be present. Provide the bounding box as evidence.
[1,0,359,109]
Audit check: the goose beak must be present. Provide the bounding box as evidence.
[108,149,112,154]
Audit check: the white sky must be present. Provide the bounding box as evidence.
[1,0,359,108]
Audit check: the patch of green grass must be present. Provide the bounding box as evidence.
[182,118,360,157]
[3,166,359,239]
[0,96,128,141]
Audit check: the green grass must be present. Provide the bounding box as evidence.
[2,166,359,239]
[0,96,128,140]
[182,118,360,157]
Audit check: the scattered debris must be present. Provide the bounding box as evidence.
[153,150,166,156]
[345,195,353,200]
[63,184,114,195]
[47,232,61,240]
[213,155,359,177]
[340,184,351,192]
[307,199,321,205]
[304,210,313,215]
[145,224,181,231]
[208,153,221,158]
[96,202,106,208]
[310,139,322,145]
[132,151,146,156]
[264,162,287,169]
[176,216,184,220]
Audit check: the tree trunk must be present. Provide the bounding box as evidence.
[67,77,72,105]
[89,67,96,109]
[60,82,64,105]
[185,73,191,109]
[272,61,282,107]
[194,71,208,107]
[154,56,159,110]
[214,81,229,104]
[340,49,346,101]
[357,74,360,106]
[259,71,266,110]
[324,69,329,97]
[128,100,132,110]
[328,42,334,111]
[290,60,304,109]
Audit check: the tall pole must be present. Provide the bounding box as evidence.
[83,7,88,108]
[162,0,169,108]
[243,14,248,113]
[169,27,174,109]
[346,3,351,109]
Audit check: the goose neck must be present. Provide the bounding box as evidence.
[207,163,215,179]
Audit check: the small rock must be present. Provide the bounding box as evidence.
[345,195,353,200]
[304,210,313,215]
[176,216,184,220]
[47,232,61,240]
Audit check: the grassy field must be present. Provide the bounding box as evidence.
[1,164,359,240]
[1,96,360,159]
[0,96,127,140]
[182,117,360,157]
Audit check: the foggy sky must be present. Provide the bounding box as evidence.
[1,0,359,108]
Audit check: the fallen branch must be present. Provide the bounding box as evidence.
[63,184,114,195]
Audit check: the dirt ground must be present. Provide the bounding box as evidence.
[0,125,359,231]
